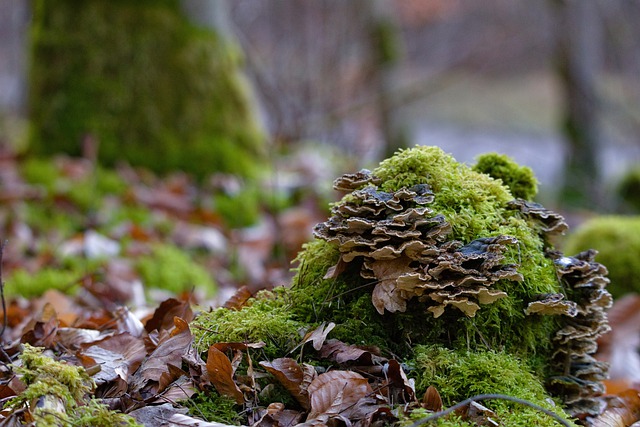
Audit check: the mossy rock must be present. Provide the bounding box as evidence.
[563,215,640,298]
[28,0,265,180]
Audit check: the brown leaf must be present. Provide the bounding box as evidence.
[592,390,640,427]
[206,346,244,404]
[260,358,316,410]
[252,402,305,427]
[303,322,336,351]
[130,316,193,396]
[212,342,266,353]
[307,370,373,420]
[422,385,443,412]
[223,286,253,310]
[319,339,385,365]
[385,359,416,402]
[79,333,147,385]
[370,258,413,314]
[145,298,193,333]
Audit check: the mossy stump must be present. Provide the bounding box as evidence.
[28,0,265,180]
[192,146,611,424]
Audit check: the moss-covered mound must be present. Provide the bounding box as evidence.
[295,146,562,362]
[564,215,640,298]
[28,0,265,179]
[192,146,610,422]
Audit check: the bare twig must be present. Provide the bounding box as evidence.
[409,393,572,427]
[0,240,8,340]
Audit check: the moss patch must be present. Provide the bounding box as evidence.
[472,152,538,200]
[409,346,575,426]
[292,146,561,365]
[5,344,140,427]
[563,215,640,298]
[135,243,217,296]
[192,289,306,360]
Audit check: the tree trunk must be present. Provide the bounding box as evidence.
[552,0,603,209]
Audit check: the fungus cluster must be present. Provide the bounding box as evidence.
[315,170,524,318]
[546,250,612,417]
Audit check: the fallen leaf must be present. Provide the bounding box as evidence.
[592,390,640,427]
[422,385,443,412]
[145,298,194,333]
[80,333,147,385]
[319,339,385,365]
[206,346,244,404]
[303,322,336,351]
[260,358,316,410]
[307,370,373,420]
[385,359,416,402]
[223,286,253,310]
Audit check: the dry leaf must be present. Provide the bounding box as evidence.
[145,298,194,333]
[592,390,640,427]
[303,322,336,351]
[370,258,413,314]
[223,286,253,310]
[385,359,416,402]
[206,346,244,404]
[260,358,316,410]
[307,370,373,420]
[319,339,385,365]
[422,385,443,412]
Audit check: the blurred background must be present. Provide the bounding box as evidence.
[1,0,640,301]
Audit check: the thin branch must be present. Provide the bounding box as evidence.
[409,393,573,427]
[0,240,8,340]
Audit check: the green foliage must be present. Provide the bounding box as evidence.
[5,267,82,298]
[563,215,640,298]
[472,152,538,200]
[409,346,575,427]
[5,345,140,427]
[191,289,305,360]
[183,391,244,425]
[29,0,265,180]
[135,243,216,295]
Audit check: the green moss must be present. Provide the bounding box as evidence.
[409,346,575,427]
[374,146,513,243]
[28,0,265,180]
[5,345,140,427]
[563,215,640,298]
[5,268,83,298]
[135,243,216,295]
[191,289,305,360]
[472,152,538,200]
[183,391,244,425]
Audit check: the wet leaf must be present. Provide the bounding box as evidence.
[145,298,193,333]
[206,346,244,404]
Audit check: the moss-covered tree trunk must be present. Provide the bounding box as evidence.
[28,0,265,179]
